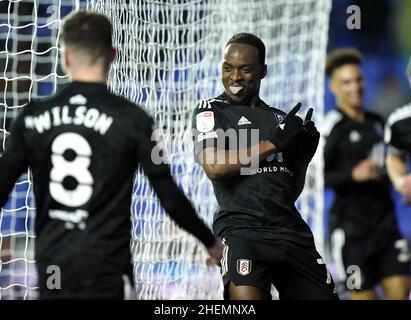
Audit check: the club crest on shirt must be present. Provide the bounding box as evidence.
[196,111,215,133]
[237,259,252,276]
[275,114,284,123]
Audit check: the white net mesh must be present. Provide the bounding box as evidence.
[0,0,331,299]
[87,0,331,299]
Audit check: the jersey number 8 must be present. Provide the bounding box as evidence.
[49,132,94,207]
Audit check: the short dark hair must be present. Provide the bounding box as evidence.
[61,11,113,61]
[226,33,266,65]
[325,48,363,77]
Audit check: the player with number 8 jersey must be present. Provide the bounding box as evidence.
[0,11,223,299]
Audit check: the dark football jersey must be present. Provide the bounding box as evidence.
[323,108,399,238]
[191,93,315,246]
[386,102,411,155]
[1,81,215,295]
[2,81,170,286]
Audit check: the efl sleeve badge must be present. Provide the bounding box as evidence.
[196,111,215,133]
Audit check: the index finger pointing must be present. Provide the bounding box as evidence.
[304,108,313,123]
[288,102,302,117]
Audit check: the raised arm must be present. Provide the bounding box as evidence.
[292,108,320,201]
[194,102,304,181]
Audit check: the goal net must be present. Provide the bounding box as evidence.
[0,0,331,299]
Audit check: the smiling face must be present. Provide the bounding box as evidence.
[330,63,365,110]
[221,43,267,106]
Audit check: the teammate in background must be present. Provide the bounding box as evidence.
[323,48,410,300]
[385,58,411,206]
[192,33,337,300]
[0,11,222,299]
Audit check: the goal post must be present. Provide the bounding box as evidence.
[0,0,331,299]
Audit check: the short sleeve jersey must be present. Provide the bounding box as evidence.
[191,93,315,246]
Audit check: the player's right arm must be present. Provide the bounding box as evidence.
[0,112,28,207]
[147,174,223,264]
[198,142,276,181]
[136,112,222,264]
[324,137,377,187]
[291,108,320,201]
[323,114,377,187]
[193,101,302,181]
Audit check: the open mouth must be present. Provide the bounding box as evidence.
[229,85,244,95]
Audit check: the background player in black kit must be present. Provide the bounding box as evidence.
[323,48,410,300]
[0,11,223,299]
[386,58,411,206]
[192,33,337,300]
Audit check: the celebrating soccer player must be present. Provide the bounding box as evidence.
[192,33,337,300]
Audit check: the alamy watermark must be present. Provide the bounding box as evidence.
[346,264,362,290]
[151,128,268,176]
[346,5,361,30]
[46,265,61,290]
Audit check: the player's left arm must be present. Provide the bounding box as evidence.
[0,112,29,207]
[294,108,320,165]
[292,160,308,201]
[291,108,319,201]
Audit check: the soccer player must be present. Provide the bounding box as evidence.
[0,11,222,299]
[385,58,411,206]
[192,33,337,300]
[323,48,410,300]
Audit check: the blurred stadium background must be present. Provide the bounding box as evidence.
[0,0,410,299]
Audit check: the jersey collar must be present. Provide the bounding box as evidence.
[219,92,268,109]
